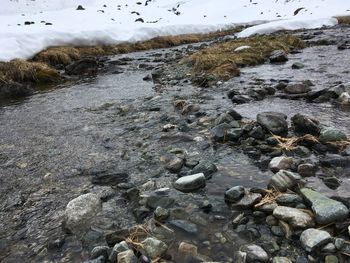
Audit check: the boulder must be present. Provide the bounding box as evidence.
[257,112,288,135]
[273,206,314,229]
[174,173,206,192]
[64,193,101,236]
[300,228,331,252]
[291,114,320,136]
[300,188,349,224]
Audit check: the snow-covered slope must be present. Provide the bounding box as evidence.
[0,0,349,61]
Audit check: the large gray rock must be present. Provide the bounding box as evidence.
[257,112,288,135]
[241,244,269,262]
[273,206,314,229]
[268,170,301,192]
[64,193,101,236]
[285,84,311,94]
[268,156,294,173]
[300,228,331,252]
[141,237,168,259]
[174,173,206,192]
[300,188,349,224]
[319,128,347,143]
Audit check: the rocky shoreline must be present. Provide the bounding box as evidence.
[1,25,350,263]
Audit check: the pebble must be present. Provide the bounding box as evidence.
[300,228,331,252]
[174,173,206,192]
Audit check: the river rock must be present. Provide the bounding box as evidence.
[226,128,244,141]
[276,193,303,207]
[270,50,288,63]
[117,249,138,263]
[65,58,99,75]
[192,161,217,179]
[90,246,110,260]
[257,112,288,135]
[285,84,311,94]
[154,206,169,221]
[225,186,245,203]
[214,112,235,126]
[268,170,301,192]
[291,114,320,135]
[268,156,294,173]
[339,92,350,105]
[91,171,129,186]
[325,255,339,263]
[210,123,232,142]
[178,242,198,259]
[292,62,305,69]
[241,244,269,262]
[109,241,129,263]
[170,220,198,234]
[141,237,168,259]
[297,163,316,177]
[174,173,206,192]
[273,206,314,229]
[64,193,101,236]
[234,192,262,209]
[320,154,350,168]
[166,157,184,173]
[300,188,349,224]
[300,228,331,252]
[273,257,292,263]
[319,128,347,142]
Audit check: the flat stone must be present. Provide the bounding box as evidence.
[300,228,331,252]
[174,173,206,192]
[291,114,320,136]
[241,244,269,262]
[141,237,168,259]
[234,192,262,209]
[225,186,245,203]
[269,156,294,173]
[273,206,314,229]
[64,193,101,236]
[170,220,198,234]
[257,112,288,135]
[276,193,303,207]
[300,188,349,224]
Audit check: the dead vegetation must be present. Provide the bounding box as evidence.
[181,34,305,84]
[0,27,242,85]
[0,59,60,84]
[336,16,350,25]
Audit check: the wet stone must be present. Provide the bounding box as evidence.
[233,192,262,209]
[268,170,301,192]
[109,241,129,263]
[192,161,217,179]
[300,188,349,224]
[154,206,170,221]
[273,206,314,229]
[297,163,316,177]
[210,123,233,142]
[276,193,303,207]
[169,219,198,234]
[319,128,347,143]
[90,246,110,260]
[273,257,293,263]
[291,114,320,136]
[141,237,168,259]
[241,244,269,262]
[117,249,138,263]
[270,50,288,63]
[146,194,175,210]
[292,62,305,69]
[269,156,294,173]
[284,84,311,94]
[174,173,206,192]
[300,228,331,252]
[257,112,288,135]
[166,157,184,173]
[225,186,245,203]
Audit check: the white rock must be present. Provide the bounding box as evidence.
[269,156,294,173]
[64,193,101,236]
[339,92,350,105]
[234,45,251,52]
[174,173,206,192]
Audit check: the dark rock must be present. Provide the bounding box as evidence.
[257,112,288,135]
[320,154,350,167]
[228,109,243,120]
[65,58,99,75]
[76,5,85,10]
[91,171,129,186]
[291,114,320,135]
[270,50,288,63]
[241,244,269,262]
[105,229,130,246]
[192,162,217,179]
[297,163,316,177]
[170,220,198,234]
[210,123,232,142]
[0,83,33,99]
[231,95,251,104]
[249,126,265,140]
[319,128,347,142]
[109,241,129,263]
[233,192,262,209]
[225,186,245,203]
[226,128,244,141]
[292,62,305,69]
[166,157,184,173]
[284,84,311,94]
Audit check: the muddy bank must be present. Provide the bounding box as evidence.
[0,25,350,263]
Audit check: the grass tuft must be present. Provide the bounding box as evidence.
[181,34,305,84]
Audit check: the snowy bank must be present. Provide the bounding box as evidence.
[0,0,349,61]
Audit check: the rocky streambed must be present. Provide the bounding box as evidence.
[1,25,350,263]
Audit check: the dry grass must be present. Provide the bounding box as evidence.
[255,189,281,208]
[272,134,319,151]
[0,59,60,83]
[181,34,305,83]
[336,16,350,25]
[32,27,242,67]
